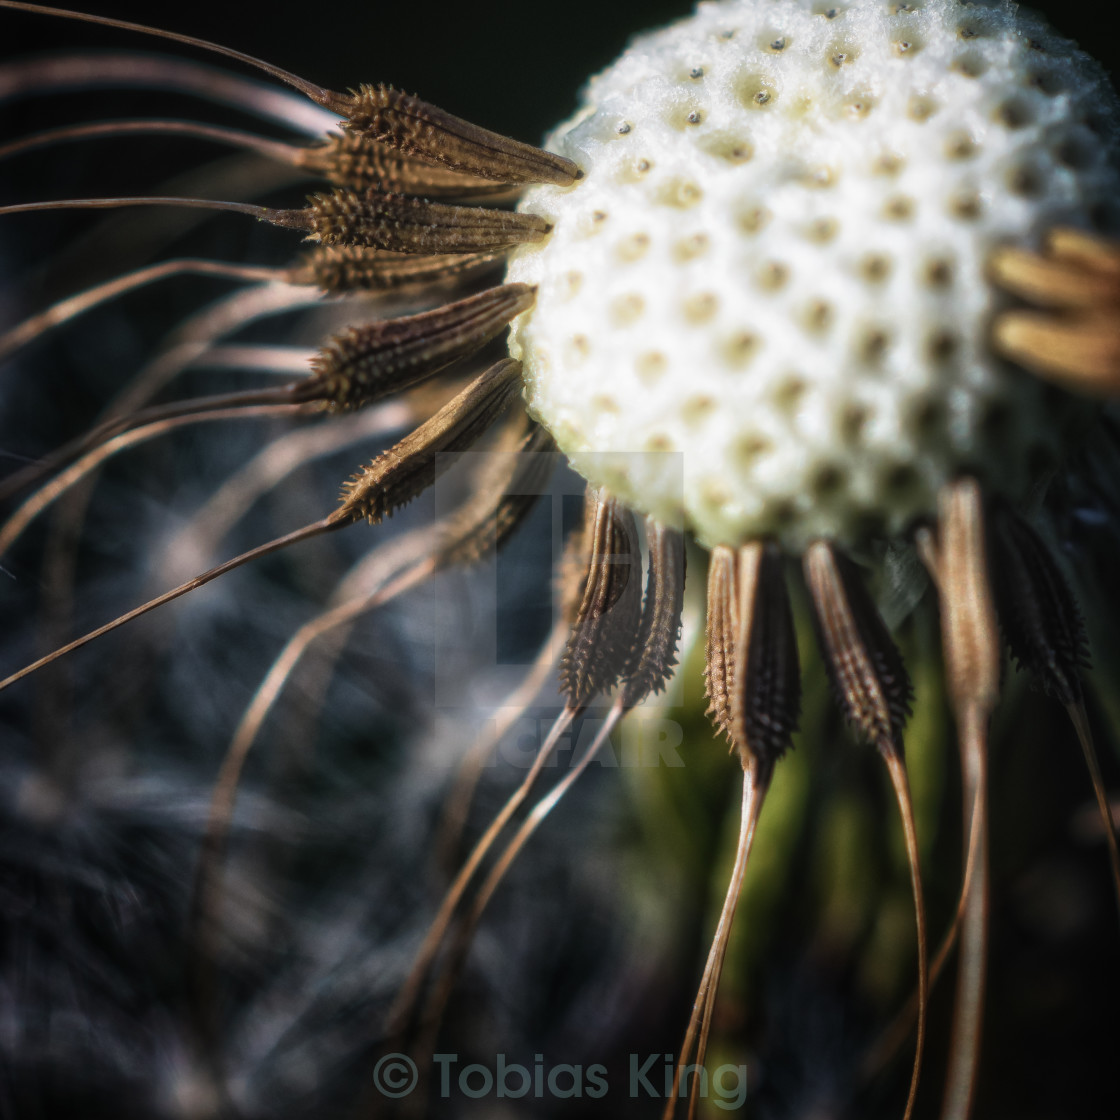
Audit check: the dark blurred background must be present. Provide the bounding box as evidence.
[4,0,1115,140]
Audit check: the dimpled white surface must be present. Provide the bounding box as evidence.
[506,0,1119,550]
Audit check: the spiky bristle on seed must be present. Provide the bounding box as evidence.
[804,541,913,756]
[559,492,643,707]
[336,358,523,525]
[730,542,801,772]
[622,518,686,707]
[299,283,535,411]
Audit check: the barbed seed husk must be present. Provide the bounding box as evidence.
[300,131,519,197]
[292,246,505,294]
[335,358,523,526]
[325,84,581,187]
[305,189,551,253]
[731,541,801,771]
[704,545,739,745]
[990,505,1089,705]
[560,493,643,707]
[804,541,912,756]
[622,518,686,708]
[298,283,535,410]
[436,424,556,568]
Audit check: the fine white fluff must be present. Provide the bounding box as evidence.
[506,0,1120,549]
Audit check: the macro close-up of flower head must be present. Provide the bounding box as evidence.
[1,1,1119,1118]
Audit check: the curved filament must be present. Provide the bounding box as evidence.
[385,705,579,1040]
[0,117,308,166]
[0,515,342,693]
[0,1,332,104]
[416,698,628,1060]
[0,257,284,364]
[0,394,307,545]
[863,772,984,1084]
[152,401,413,588]
[942,706,990,1120]
[664,758,767,1120]
[190,526,444,1039]
[0,52,336,135]
[926,479,999,1120]
[433,618,569,875]
[882,750,929,1120]
[0,194,277,220]
[97,283,325,421]
[1067,699,1120,925]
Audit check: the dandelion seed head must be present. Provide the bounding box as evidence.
[507,0,1120,549]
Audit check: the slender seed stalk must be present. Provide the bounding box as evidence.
[433,619,569,875]
[415,698,628,1082]
[0,194,275,220]
[664,758,768,1120]
[190,537,442,1053]
[0,117,306,165]
[862,773,984,1084]
[0,2,580,183]
[0,0,337,102]
[385,706,579,1040]
[0,517,344,693]
[803,540,925,1120]
[883,751,930,1120]
[1067,700,1120,926]
[0,389,304,511]
[0,257,282,363]
[927,479,1000,1120]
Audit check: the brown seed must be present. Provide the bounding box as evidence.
[329,84,581,186]
[622,518,686,707]
[299,283,535,410]
[988,243,1120,309]
[989,504,1088,704]
[560,493,644,706]
[293,245,505,294]
[305,190,551,254]
[730,541,801,770]
[704,545,740,743]
[301,131,520,197]
[335,358,523,525]
[437,424,557,567]
[804,541,912,755]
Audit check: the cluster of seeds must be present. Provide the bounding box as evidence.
[508,0,1120,549]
